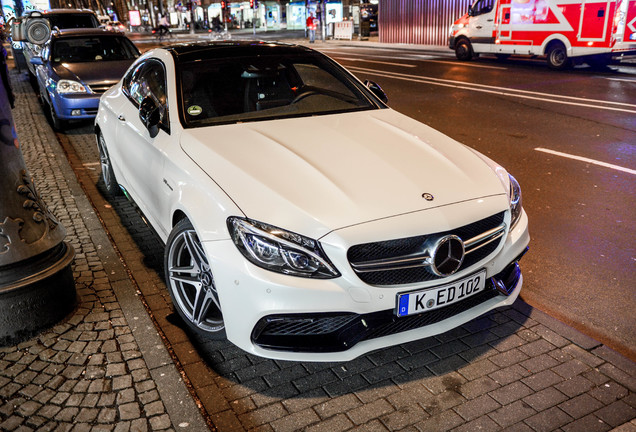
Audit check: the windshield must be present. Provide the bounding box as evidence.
[52,36,139,63]
[178,53,379,127]
[48,14,99,28]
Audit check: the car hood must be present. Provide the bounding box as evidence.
[52,60,133,86]
[180,109,507,238]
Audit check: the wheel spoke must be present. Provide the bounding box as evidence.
[192,286,216,326]
[169,264,197,274]
[208,283,222,314]
[168,272,200,286]
[183,231,209,271]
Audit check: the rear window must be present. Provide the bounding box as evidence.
[48,14,99,29]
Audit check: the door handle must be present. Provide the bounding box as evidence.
[487,19,493,22]
[118,115,126,121]
[476,25,482,29]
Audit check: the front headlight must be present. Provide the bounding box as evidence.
[508,174,522,229]
[56,79,88,94]
[227,217,340,279]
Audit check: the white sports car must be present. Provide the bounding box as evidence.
[95,41,529,362]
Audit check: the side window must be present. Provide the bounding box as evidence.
[124,60,169,130]
[472,0,495,15]
[123,61,146,103]
[141,62,168,107]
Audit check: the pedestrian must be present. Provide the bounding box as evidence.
[306,12,316,43]
[158,14,169,36]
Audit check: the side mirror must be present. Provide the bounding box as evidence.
[30,56,43,65]
[364,80,388,104]
[139,96,162,138]
[468,7,475,17]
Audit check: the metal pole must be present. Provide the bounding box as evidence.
[0,41,76,345]
[358,0,362,41]
[321,0,326,41]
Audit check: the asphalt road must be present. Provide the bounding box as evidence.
[309,45,635,360]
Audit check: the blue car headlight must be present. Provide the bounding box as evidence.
[56,79,88,94]
[228,217,340,279]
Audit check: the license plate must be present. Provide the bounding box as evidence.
[396,270,487,317]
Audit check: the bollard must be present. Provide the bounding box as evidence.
[0,48,76,345]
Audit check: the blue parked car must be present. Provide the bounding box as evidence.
[31,28,140,130]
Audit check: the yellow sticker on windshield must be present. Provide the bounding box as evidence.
[187,105,202,116]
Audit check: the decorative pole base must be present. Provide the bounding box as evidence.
[0,242,76,345]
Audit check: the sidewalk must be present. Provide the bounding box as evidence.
[0,70,208,431]
[1,61,635,432]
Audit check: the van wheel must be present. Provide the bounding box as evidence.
[455,39,473,61]
[546,42,571,70]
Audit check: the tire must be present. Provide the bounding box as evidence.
[48,101,65,131]
[455,39,473,61]
[165,218,226,339]
[546,42,571,70]
[28,70,38,90]
[97,132,121,196]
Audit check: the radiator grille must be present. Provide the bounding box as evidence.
[348,212,506,286]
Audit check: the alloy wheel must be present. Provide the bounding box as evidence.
[166,221,224,334]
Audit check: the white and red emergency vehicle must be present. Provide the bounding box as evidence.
[449,0,636,69]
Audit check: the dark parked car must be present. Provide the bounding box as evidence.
[20,9,100,77]
[31,28,139,130]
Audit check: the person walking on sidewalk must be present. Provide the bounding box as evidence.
[306,12,317,43]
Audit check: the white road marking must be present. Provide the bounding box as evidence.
[83,162,101,166]
[320,49,436,62]
[347,66,636,114]
[334,57,417,67]
[425,59,507,70]
[320,48,444,61]
[535,148,636,175]
[606,77,636,83]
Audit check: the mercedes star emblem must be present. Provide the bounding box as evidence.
[431,235,465,276]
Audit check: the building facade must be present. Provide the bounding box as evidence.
[378,0,471,46]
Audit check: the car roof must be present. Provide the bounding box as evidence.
[25,8,97,17]
[166,41,317,63]
[51,28,126,39]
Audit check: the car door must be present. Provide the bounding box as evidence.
[117,59,173,234]
[34,43,51,100]
[468,0,497,52]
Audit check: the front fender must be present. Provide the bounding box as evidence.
[166,162,244,243]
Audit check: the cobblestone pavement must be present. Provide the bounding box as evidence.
[0,71,208,431]
[2,66,635,432]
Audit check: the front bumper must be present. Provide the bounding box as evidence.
[52,93,100,120]
[203,200,530,362]
[251,256,526,353]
